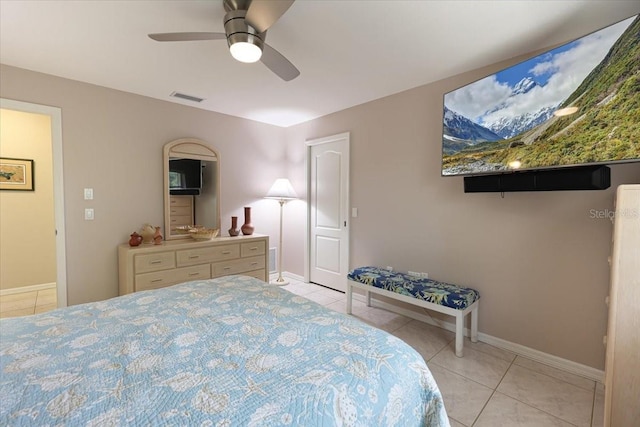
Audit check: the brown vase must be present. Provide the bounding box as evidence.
[228,216,240,236]
[129,232,142,247]
[153,226,163,245]
[241,207,254,235]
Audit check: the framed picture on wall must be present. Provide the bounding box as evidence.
[0,157,34,191]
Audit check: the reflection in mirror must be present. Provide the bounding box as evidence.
[163,138,220,240]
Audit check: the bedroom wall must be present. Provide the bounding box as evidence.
[0,64,286,305]
[284,60,640,370]
[0,109,56,290]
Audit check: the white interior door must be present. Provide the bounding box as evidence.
[307,133,349,292]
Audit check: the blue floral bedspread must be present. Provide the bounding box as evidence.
[348,266,480,310]
[0,275,449,426]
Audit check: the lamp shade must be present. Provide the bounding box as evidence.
[265,178,298,201]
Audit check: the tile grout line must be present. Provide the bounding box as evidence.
[513,360,596,392]
[469,354,517,426]
[489,360,584,427]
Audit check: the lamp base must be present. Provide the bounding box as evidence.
[270,276,289,286]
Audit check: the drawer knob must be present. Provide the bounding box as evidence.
[150,260,162,265]
[151,279,163,283]
[222,251,231,255]
[223,267,231,270]
[249,247,257,251]
[251,262,258,266]
[188,272,200,277]
[189,255,199,259]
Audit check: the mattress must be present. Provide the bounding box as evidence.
[348,266,480,310]
[0,275,449,426]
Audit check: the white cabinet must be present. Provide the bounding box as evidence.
[118,234,268,295]
[604,184,639,427]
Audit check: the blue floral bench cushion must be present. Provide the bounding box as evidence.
[348,266,480,310]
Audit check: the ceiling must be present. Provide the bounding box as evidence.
[1,1,638,127]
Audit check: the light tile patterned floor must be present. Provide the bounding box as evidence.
[282,278,605,427]
[0,288,57,318]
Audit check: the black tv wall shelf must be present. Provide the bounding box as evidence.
[463,165,611,193]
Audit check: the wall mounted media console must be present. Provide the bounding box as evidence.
[464,165,611,193]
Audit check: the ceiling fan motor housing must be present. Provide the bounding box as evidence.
[223,9,265,51]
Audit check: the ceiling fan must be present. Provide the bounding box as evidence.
[149,0,299,81]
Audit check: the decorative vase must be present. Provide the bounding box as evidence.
[153,226,163,245]
[140,224,156,245]
[241,207,254,235]
[129,232,143,247]
[228,216,240,236]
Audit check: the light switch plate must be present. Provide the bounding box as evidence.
[84,188,93,200]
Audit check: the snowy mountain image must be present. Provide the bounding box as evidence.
[485,102,559,139]
[442,106,502,154]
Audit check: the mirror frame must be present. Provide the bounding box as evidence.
[163,138,221,240]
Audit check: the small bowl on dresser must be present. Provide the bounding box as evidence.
[188,228,219,241]
[175,225,204,235]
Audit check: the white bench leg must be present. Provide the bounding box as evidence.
[366,290,371,307]
[471,305,479,343]
[346,283,353,315]
[455,313,464,357]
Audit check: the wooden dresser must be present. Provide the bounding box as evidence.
[118,234,269,295]
[604,184,639,427]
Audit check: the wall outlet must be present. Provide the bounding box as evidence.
[407,271,420,277]
[419,272,429,279]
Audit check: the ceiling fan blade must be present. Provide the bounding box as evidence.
[245,0,295,33]
[148,32,226,42]
[261,43,299,81]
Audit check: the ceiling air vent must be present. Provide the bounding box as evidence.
[170,91,205,103]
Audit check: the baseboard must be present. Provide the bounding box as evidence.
[280,271,305,282]
[0,282,56,296]
[351,292,604,383]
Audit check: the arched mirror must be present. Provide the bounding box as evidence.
[163,138,220,240]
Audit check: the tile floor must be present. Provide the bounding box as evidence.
[282,278,605,427]
[0,288,57,318]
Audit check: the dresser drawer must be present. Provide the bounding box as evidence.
[177,244,240,266]
[135,264,210,291]
[170,196,193,208]
[212,255,265,277]
[169,206,192,216]
[241,240,266,257]
[170,215,193,226]
[134,251,176,274]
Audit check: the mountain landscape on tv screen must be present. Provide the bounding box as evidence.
[442,15,640,176]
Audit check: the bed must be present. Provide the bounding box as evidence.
[0,275,449,426]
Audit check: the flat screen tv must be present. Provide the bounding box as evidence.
[442,14,639,176]
[169,158,202,195]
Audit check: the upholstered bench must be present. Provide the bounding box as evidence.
[347,266,480,357]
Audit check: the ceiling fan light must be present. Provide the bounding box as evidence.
[230,40,262,63]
